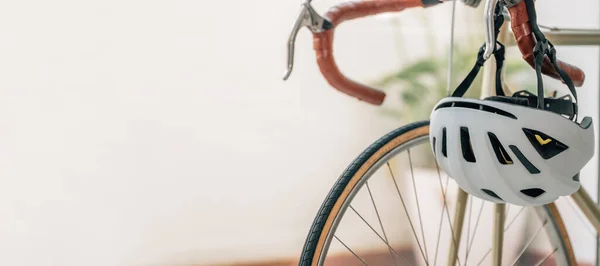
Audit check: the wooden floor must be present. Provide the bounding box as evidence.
[212,246,593,266]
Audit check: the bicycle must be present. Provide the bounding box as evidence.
[283,0,600,265]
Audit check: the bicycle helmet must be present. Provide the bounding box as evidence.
[429,0,594,206]
[429,96,593,206]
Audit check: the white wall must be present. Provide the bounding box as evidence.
[0,0,410,265]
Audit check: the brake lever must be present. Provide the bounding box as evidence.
[283,2,332,81]
[283,0,497,80]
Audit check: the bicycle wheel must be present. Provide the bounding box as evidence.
[298,120,576,266]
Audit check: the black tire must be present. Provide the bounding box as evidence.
[297,120,576,266]
[298,121,429,266]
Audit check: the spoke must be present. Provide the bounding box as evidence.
[349,205,410,266]
[433,164,451,266]
[366,182,397,266]
[407,149,429,264]
[476,209,537,266]
[387,162,429,265]
[465,201,485,265]
[565,197,597,236]
[436,162,466,266]
[334,235,368,266]
[467,204,524,265]
[509,219,548,266]
[464,196,473,263]
[446,0,457,95]
[504,207,526,232]
[533,247,558,266]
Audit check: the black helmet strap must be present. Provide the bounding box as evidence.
[451,0,579,121]
[451,1,505,98]
[525,0,578,109]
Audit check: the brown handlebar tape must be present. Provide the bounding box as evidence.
[508,1,585,87]
[312,0,430,105]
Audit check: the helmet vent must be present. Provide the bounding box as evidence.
[508,145,541,174]
[434,101,517,120]
[522,128,568,159]
[460,127,476,162]
[520,188,546,198]
[432,137,437,156]
[487,132,513,165]
[442,128,447,157]
[481,189,503,201]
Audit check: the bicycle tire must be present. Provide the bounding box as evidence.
[298,120,576,266]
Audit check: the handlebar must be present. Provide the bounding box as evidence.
[313,0,436,105]
[284,0,586,106]
[285,0,439,106]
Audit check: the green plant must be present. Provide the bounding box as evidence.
[369,8,538,168]
[373,44,536,123]
[370,8,536,124]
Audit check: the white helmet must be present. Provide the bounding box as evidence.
[429,95,594,206]
[429,8,594,206]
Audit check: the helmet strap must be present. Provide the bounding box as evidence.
[451,43,506,98]
[525,0,578,119]
[452,0,579,121]
[452,0,506,98]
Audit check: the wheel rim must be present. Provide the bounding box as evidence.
[310,125,575,266]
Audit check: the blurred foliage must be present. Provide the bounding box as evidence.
[370,8,536,124]
[369,7,539,168]
[373,43,534,123]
